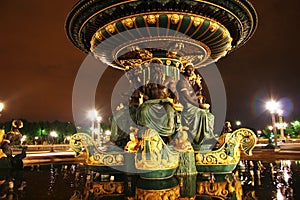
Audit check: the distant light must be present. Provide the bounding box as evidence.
[266,100,280,113]
[276,122,288,129]
[236,121,241,126]
[34,136,39,140]
[97,116,102,122]
[0,102,4,112]
[88,109,98,120]
[50,131,58,138]
[268,126,273,131]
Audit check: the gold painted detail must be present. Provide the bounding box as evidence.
[197,175,243,200]
[90,12,231,48]
[193,17,204,27]
[0,129,7,159]
[135,129,179,170]
[195,128,257,165]
[88,152,124,166]
[70,133,125,166]
[124,127,140,152]
[92,182,124,196]
[136,185,180,200]
[170,14,180,24]
[105,24,116,34]
[209,22,219,32]
[146,14,157,24]
[122,18,134,28]
[89,12,232,68]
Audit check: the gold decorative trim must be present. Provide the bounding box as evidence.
[195,128,256,166]
[90,12,231,45]
[70,133,125,166]
[89,12,232,68]
[197,175,243,200]
[136,185,180,200]
[92,182,124,196]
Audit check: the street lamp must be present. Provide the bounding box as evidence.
[88,109,98,140]
[266,100,280,150]
[0,102,4,117]
[0,102,4,112]
[276,109,286,140]
[96,115,102,146]
[50,131,58,144]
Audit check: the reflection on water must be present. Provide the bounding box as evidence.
[237,160,299,200]
[0,160,299,199]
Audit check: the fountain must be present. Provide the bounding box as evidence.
[66,0,258,179]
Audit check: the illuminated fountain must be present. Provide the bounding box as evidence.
[66,0,258,180]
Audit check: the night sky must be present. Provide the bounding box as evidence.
[0,0,299,131]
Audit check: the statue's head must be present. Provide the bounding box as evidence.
[12,120,23,129]
[183,63,195,77]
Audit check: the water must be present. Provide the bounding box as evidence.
[1,160,300,199]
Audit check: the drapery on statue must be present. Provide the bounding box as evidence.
[111,59,217,150]
[135,59,182,140]
[177,63,216,151]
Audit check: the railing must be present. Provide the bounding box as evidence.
[12,144,71,153]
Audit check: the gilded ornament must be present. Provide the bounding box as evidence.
[123,18,134,28]
[0,130,7,159]
[105,24,116,34]
[115,154,124,163]
[196,175,243,200]
[124,131,140,152]
[222,30,230,38]
[170,14,180,24]
[193,17,203,27]
[198,55,204,61]
[146,15,156,24]
[227,37,233,44]
[95,31,102,40]
[90,39,95,49]
[136,185,180,200]
[209,22,219,32]
[92,182,124,195]
[70,133,125,166]
[195,128,256,170]
[166,60,171,66]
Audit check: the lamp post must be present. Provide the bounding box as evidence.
[50,131,57,152]
[96,115,102,146]
[88,109,98,140]
[276,109,286,140]
[266,100,280,150]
